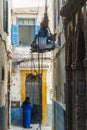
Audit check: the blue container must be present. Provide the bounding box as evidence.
[22,103,33,128]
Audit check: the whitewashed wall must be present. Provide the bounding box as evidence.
[11,47,53,104]
[11,65,21,101]
[12,0,50,8]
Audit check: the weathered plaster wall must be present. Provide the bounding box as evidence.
[0,0,12,129]
[0,41,8,130]
[0,40,8,106]
[11,60,53,104]
[11,65,21,102]
[52,46,65,130]
[11,47,54,125]
[57,46,65,104]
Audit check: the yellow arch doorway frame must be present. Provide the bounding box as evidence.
[20,69,47,125]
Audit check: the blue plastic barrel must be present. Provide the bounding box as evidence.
[22,103,33,128]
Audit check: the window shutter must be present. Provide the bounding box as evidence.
[35,25,40,35]
[6,0,8,33]
[3,0,6,32]
[11,25,19,46]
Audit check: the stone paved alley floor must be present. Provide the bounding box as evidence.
[8,124,51,130]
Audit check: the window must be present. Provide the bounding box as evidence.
[11,18,40,46]
[3,0,8,33]
[19,25,34,46]
[18,19,35,46]
[2,68,4,81]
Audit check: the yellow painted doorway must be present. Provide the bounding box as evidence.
[20,69,47,125]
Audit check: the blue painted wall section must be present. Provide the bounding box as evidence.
[11,25,19,46]
[0,106,7,130]
[11,108,22,125]
[47,104,53,125]
[11,105,53,126]
[53,101,65,130]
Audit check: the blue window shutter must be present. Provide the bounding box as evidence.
[35,25,40,35]
[11,25,19,46]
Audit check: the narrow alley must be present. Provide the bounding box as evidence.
[0,0,87,130]
[9,124,51,130]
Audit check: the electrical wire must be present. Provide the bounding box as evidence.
[31,51,33,75]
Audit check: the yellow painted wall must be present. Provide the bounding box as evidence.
[20,69,47,125]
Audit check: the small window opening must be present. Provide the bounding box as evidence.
[2,68,4,81]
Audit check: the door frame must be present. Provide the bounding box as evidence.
[20,69,47,125]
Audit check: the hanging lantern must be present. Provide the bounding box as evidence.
[31,2,56,53]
